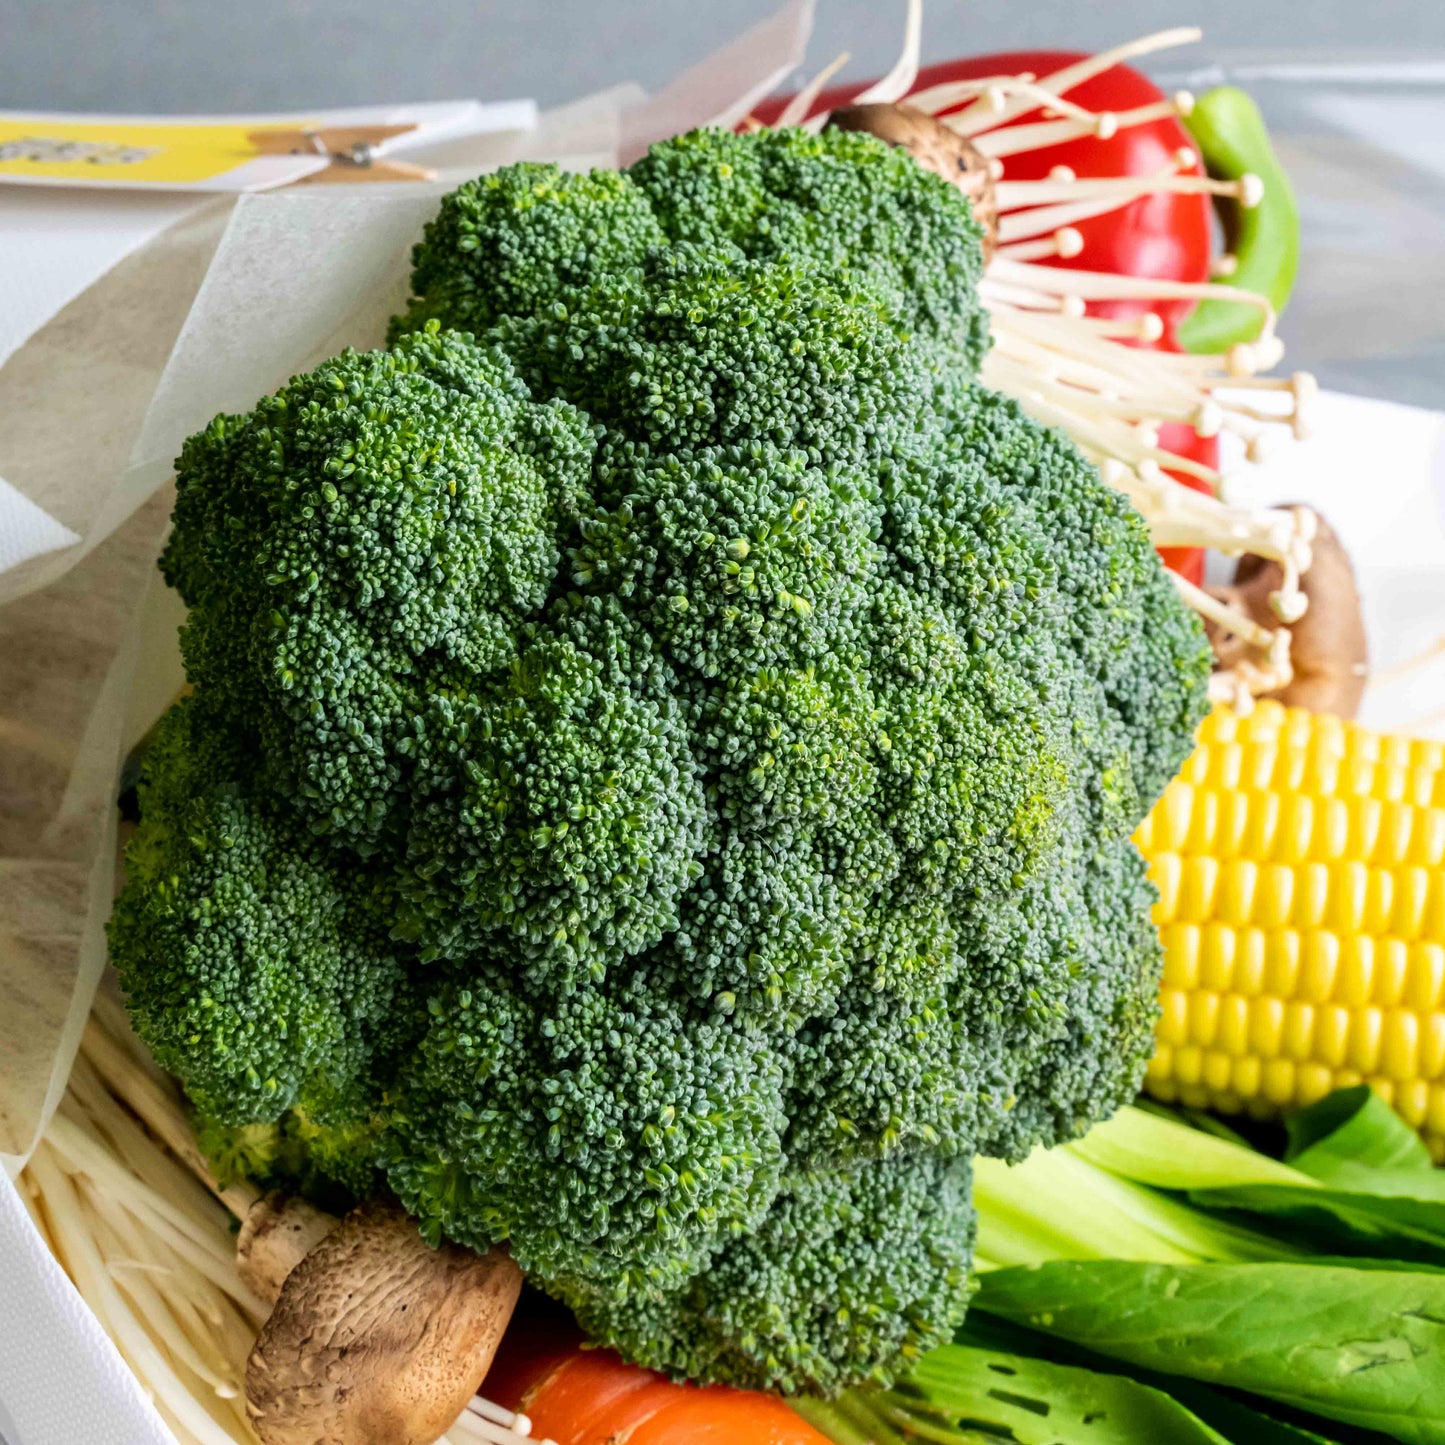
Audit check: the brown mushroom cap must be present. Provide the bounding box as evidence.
[1207,508,1369,718]
[246,1199,523,1445]
[828,101,998,257]
[236,1191,340,1306]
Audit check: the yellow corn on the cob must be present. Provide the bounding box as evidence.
[1134,700,1445,1157]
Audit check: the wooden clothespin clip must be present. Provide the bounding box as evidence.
[246,123,438,184]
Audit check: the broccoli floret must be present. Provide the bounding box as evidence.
[570,1153,977,1396]
[114,123,1213,1398]
[389,162,666,342]
[163,327,593,848]
[575,434,885,677]
[494,243,936,465]
[398,619,707,982]
[108,695,413,1132]
[629,125,992,370]
[383,971,787,1298]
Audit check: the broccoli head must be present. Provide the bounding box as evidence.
[112,121,1212,1396]
[629,125,992,369]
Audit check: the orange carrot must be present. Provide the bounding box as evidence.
[626,1388,833,1444]
[483,1308,830,1445]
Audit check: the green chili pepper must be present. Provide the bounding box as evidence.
[1176,86,1300,354]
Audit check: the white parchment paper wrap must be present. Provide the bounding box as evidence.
[0,2,812,1177]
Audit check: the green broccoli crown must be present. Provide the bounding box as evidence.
[161,328,594,849]
[109,695,414,1136]
[113,122,1212,1396]
[629,125,992,370]
[569,1153,977,1396]
[389,162,667,342]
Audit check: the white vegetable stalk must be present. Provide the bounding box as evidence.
[772,22,1317,705]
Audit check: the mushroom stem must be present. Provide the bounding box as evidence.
[970,96,1194,156]
[235,1191,341,1306]
[995,172,1261,210]
[81,1016,260,1221]
[946,26,1203,135]
[775,49,851,127]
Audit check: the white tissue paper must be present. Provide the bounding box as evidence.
[0,475,80,573]
[0,8,820,1441]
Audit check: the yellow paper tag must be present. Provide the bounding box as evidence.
[0,117,322,188]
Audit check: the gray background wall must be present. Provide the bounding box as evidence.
[5,1,1442,406]
[3,1,1442,115]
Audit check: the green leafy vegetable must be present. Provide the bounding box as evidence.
[1188,1185,1445,1270]
[796,1340,1234,1444]
[1288,1088,1445,1199]
[975,1260,1445,1444]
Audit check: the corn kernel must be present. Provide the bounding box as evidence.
[1302,931,1340,1003]
[1407,943,1445,1011]
[1235,930,1266,996]
[1245,790,1281,859]
[1262,1058,1297,1106]
[1376,937,1409,1006]
[1220,860,1259,927]
[1200,709,1238,746]
[1380,765,1409,804]
[1398,1078,1429,1128]
[1382,1010,1420,1082]
[1365,868,1396,934]
[1282,1001,1316,1061]
[1148,853,1182,923]
[1216,789,1252,859]
[1180,856,1221,924]
[1338,936,1374,1008]
[1161,922,1201,989]
[1415,809,1445,867]
[1249,996,1285,1057]
[1277,793,1315,864]
[1424,1014,1445,1077]
[1184,988,1219,1046]
[1297,1063,1335,1106]
[1231,1055,1263,1097]
[1393,868,1430,941]
[1158,780,1194,853]
[1346,1007,1384,1072]
[1158,990,1190,1046]
[1211,742,1244,792]
[1173,1045,1204,1087]
[1263,928,1301,996]
[1292,862,1327,929]
[1425,873,1445,942]
[1201,1051,1232,1093]
[1429,1084,1445,1138]
[1381,802,1415,868]
[1350,795,1382,863]
[1199,923,1235,991]
[1316,1004,1350,1067]
[1318,795,1350,861]
[1328,861,1369,934]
